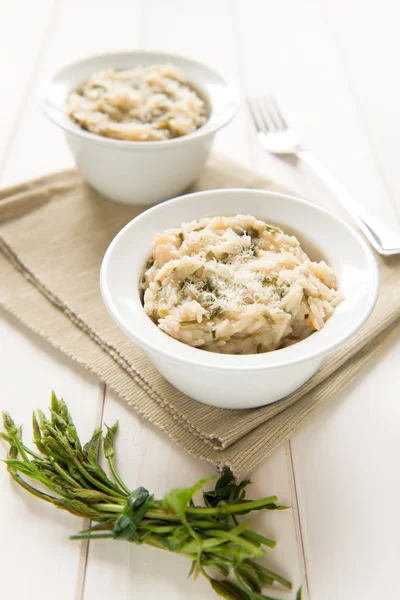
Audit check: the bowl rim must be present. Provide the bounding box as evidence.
[100,188,380,371]
[38,49,240,150]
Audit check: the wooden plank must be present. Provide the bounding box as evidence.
[0,313,102,600]
[291,332,400,599]
[319,0,400,219]
[0,0,56,163]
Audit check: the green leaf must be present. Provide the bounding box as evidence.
[83,428,102,465]
[32,412,41,443]
[32,412,49,455]
[296,587,302,600]
[164,477,214,518]
[2,413,19,437]
[103,422,118,459]
[50,391,59,417]
[203,471,251,508]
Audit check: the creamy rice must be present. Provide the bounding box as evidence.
[141,215,343,354]
[67,64,207,141]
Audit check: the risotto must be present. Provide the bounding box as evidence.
[66,64,207,141]
[141,215,343,354]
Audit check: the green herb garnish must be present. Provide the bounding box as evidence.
[264,225,282,234]
[1,394,300,600]
[276,287,287,299]
[209,305,224,318]
[261,274,278,286]
[202,279,215,293]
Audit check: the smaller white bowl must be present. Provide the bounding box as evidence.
[39,51,239,205]
[100,189,379,409]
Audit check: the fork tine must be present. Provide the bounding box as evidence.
[257,97,278,132]
[247,98,269,134]
[266,96,288,130]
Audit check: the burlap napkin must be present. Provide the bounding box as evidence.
[1,156,399,479]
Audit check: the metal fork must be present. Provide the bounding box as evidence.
[247,96,400,256]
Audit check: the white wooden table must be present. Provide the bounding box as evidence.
[1,1,399,599]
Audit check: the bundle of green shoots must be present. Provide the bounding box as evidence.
[1,393,301,600]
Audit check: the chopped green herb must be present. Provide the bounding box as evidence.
[264,224,282,234]
[151,308,159,322]
[211,328,216,339]
[177,290,185,305]
[178,232,184,243]
[247,227,258,238]
[261,274,278,285]
[145,258,154,270]
[155,119,170,130]
[202,279,215,293]
[210,305,223,318]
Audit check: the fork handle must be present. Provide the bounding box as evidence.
[296,149,400,255]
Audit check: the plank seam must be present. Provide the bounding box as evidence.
[287,439,311,599]
[78,383,107,600]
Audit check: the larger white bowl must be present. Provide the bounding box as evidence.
[100,189,379,409]
[39,51,239,205]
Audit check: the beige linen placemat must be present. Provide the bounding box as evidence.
[1,155,399,479]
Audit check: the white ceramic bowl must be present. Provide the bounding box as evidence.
[100,189,379,409]
[39,51,239,205]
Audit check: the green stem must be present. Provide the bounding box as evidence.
[106,456,130,495]
[92,503,124,513]
[70,532,115,540]
[144,508,181,522]
[242,530,276,549]
[49,457,81,488]
[9,433,30,463]
[206,530,264,558]
[7,469,60,506]
[186,496,278,516]
[67,453,124,499]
